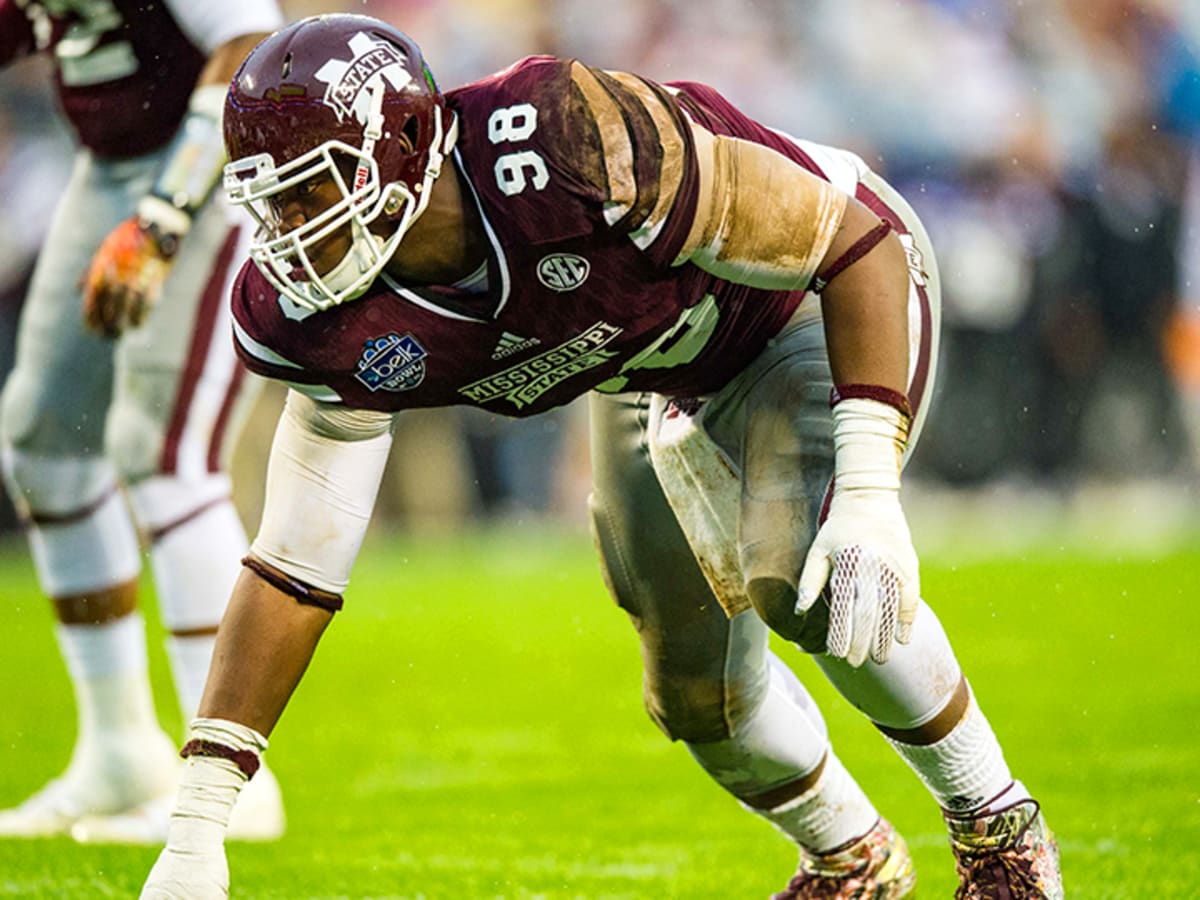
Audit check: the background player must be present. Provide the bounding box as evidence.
[141,14,1062,898]
[0,0,285,842]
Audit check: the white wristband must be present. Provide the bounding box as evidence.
[831,398,908,493]
[188,83,228,122]
[137,195,194,238]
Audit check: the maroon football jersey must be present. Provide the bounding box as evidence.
[233,57,832,418]
[0,0,204,158]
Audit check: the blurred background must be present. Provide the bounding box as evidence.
[1,0,1198,553]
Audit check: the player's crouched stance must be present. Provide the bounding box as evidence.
[142,14,1061,899]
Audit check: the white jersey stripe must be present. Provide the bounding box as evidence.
[171,226,253,480]
[233,316,305,370]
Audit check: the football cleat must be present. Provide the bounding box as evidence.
[71,762,286,845]
[0,730,179,838]
[945,798,1063,899]
[771,818,916,899]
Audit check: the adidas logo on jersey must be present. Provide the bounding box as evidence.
[491,332,540,360]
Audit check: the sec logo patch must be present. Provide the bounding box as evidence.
[537,253,590,292]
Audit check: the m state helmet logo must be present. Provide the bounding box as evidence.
[315,32,413,125]
[537,253,590,292]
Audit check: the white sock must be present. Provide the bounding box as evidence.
[754,751,879,853]
[55,612,160,741]
[166,633,217,723]
[53,619,163,777]
[884,691,1012,813]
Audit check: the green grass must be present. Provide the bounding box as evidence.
[0,526,1198,898]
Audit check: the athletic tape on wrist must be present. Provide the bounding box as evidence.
[808,220,892,293]
[242,554,345,613]
[831,383,912,419]
[145,84,228,229]
[180,738,261,780]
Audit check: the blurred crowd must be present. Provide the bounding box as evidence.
[2,0,1198,532]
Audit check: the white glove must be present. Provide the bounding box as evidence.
[796,397,918,666]
[140,718,267,900]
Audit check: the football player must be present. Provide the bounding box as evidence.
[141,14,1063,899]
[0,0,286,842]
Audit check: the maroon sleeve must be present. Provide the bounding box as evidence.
[451,58,701,270]
[547,62,701,268]
[48,0,205,157]
[230,262,304,383]
[0,2,36,67]
[230,262,355,396]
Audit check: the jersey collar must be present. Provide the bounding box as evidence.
[377,149,511,323]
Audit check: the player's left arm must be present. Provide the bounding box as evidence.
[675,122,908,386]
[676,124,917,668]
[82,1,282,336]
[570,69,917,665]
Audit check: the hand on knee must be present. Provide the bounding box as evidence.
[747,576,829,653]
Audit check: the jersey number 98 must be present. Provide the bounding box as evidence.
[488,104,550,197]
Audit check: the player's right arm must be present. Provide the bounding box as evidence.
[141,391,396,899]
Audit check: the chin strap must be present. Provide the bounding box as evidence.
[353,80,387,194]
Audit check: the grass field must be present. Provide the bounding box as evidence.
[0,521,1198,898]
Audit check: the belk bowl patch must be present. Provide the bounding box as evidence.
[355,332,427,392]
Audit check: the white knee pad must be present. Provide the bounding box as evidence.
[2,446,113,517]
[1,448,140,597]
[687,635,830,797]
[816,600,962,730]
[127,473,248,630]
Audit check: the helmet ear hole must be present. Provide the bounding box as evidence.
[399,115,420,154]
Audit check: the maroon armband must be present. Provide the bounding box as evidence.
[180,738,261,780]
[831,383,913,419]
[241,555,345,613]
[809,220,892,293]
